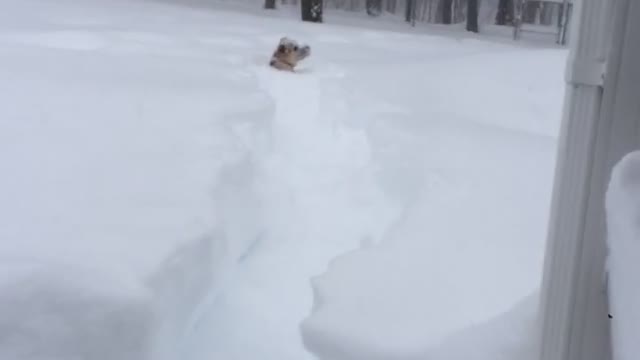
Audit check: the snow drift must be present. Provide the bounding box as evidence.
[0,0,272,358]
[606,151,640,360]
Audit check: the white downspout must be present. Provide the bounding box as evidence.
[538,0,640,359]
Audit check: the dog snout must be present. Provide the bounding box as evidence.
[297,45,310,59]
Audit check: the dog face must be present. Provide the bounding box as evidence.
[271,37,310,70]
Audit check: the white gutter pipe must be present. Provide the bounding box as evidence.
[538,0,640,359]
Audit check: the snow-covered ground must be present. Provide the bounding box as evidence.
[0,0,567,359]
[0,0,264,358]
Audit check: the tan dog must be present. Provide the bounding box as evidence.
[269,37,311,72]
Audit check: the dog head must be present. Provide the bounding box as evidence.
[273,37,310,68]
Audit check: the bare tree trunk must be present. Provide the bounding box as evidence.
[420,0,429,21]
[441,0,453,24]
[387,0,398,13]
[265,0,276,9]
[495,0,514,25]
[405,0,414,22]
[523,1,538,23]
[540,3,554,25]
[301,0,323,22]
[466,0,478,32]
[454,0,465,23]
[366,0,383,15]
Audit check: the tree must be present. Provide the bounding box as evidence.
[301,0,323,22]
[540,2,554,25]
[466,0,479,32]
[405,0,415,22]
[496,0,517,25]
[523,1,538,23]
[264,0,276,9]
[366,0,383,16]
[386,0,398,14]
[441,0,453,24]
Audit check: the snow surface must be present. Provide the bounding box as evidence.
[180,3,565,360]
[606,151,640,360]
[0,0,567,359]
[0,0,265,358]
[300,112,557,358]
[424,293,540,360]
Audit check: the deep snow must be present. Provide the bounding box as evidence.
[181,3,565,360]
[606,151,640,360]
[300,96,557,358]
[0,0,567,359]
[0,0,266,358]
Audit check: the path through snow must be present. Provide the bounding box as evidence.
[185,61,398,360]
[180,8,564,359]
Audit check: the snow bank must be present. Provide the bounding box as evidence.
[0,262,154,360]
[301,126,554,357]
[426,292,540,360]
[300,42,563,359]
[0,0,273,358]
[606,151,640,360]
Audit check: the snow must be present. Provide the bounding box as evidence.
[300,110,557,358]
[183,4,564,360]
[0,262,154,360]
[0,0,567,359]
[0,0,265,358]
[606,151,640,360]
[425,293,541,360]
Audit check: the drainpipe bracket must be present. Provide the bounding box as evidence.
[565,57,606,87]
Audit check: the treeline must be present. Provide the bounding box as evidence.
[265,0,569,34]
